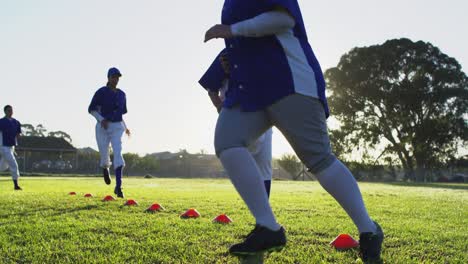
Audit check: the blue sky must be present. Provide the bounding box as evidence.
[1,0,467,157]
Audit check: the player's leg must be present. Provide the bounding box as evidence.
[249,129,273,198]
[268,94,383,261]
[0,151,9,171]
[96,123,112,184]
[1,147,21,190]
[215,107,286,255]
[109,122,125,198]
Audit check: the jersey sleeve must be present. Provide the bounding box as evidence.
[122,93,128,115]
[88,90,101,113]
[263,0,301,25]
[17,121,22,135]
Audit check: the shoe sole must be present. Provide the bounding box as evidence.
[230,245,285,256]
[104,176,111,185]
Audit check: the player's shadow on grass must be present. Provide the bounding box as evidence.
[385,182,468,190]
[0,204,99,223]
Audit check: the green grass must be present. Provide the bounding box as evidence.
[0,177,467,263]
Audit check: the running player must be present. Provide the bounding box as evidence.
[204,1,383,262]
[0,105,23,190]
[199,50,273,197]
[88,67,130,198]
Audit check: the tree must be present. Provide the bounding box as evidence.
[48,131,72,143]
[277,154,302,179]
[21,124,47,137]
[35,124,47,137]
[123,153,140,173]
[21,124,73,143]
[325,38,468,181]
[21,124,38,136]
[139,155,159,172]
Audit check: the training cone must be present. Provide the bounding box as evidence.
[212,214,233,224]
[102,195,116,202]
[124,199,138,206]
[84,193,93,198]
[180,208,201,219]
[330,234,359,250]
[145,203,165,213]
[69,192,76,195]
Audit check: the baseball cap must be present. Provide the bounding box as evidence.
[107,67,122,77]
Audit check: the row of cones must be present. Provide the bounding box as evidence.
[70,192,359,246]
[69,192,233,224]
[179,208,233,224]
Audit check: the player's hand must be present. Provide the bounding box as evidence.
[101,120,109,130]
[204,24,233,42]
[220,51,230,75]
[125,129,131,137]
[208,91,223,113]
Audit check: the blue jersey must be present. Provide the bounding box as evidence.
[220,0,329,117]
[199,49,227,92]
[88,86,127,122]
[0,117,21,147]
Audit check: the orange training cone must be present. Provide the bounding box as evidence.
[145,203,165,213]
[180,208,201,219]
[102,195,116,202]
[84,193,93,198]
[124,199,138,206]
[69,192,77,195]
[330,234,359,250]
[212,214,233,224]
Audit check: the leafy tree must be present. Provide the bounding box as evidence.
[325,38,468,181]
[21,124,73,143]
[48,131,72,143]
[277,154,302,179]
[123,153,140,173]
[35,124,47,137]
[139,155,159,172]
[21,124,38,136]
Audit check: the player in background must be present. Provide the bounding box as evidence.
[200,50,274,197]
[204,1,384,262]
[0,105,23,190]
[88,67,130,198]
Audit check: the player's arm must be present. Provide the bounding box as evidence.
[205,6,295,41]
[88,90,109,129]
[16,121,22,138]
[120,92,130,136]
[122,119,131,137]
[230,7,295,37]
[208,89,223,113]
[199,50,229,112]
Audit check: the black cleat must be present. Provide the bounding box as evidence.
[359,221,384,264]
[103,168,111,185]
[14,186,22,191]
[114,187,124,198]
[229,225,286,256]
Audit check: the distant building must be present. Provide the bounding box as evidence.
[16,136,77,172]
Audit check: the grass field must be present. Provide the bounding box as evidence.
[0,177,467,263]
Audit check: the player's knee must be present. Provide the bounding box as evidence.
[215,135,245,157]
[306,153,337,174]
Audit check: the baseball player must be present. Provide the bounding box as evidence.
[199,50,273,198]
[88,67,130,198]
[203,1,384,262]
[0,105,22,190]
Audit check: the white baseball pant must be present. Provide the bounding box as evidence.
[95,122,126,169]
[0,146,20,180]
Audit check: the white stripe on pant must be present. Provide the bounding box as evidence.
[95,122,125,169]
[0,146,20,180]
